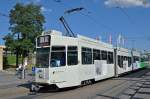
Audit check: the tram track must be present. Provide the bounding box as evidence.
[11,68,150,99]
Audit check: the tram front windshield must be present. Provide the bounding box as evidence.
[36,48,49,68]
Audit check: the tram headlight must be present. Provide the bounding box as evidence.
[37,69,44,78]
[39,74,43,78]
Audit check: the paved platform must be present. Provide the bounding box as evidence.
[0,70,33,99]
[119,71,150,99]
[0,70,34,84]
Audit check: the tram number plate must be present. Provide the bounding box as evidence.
[37,35,50,47]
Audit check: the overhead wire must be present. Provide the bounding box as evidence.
[79,11,114,31]
[79,0,117,42]
[114,0,135,24]
[80,0,116,32]
[113,0,143,49]
[53,0,116,33]
[53,0,150,51]
[114,1,150,43]
[116,7,135,24]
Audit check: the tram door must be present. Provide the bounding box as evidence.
[50,46,68,83]
[95,60,102,76]
[95,60,107,77]
[50,46,79,86]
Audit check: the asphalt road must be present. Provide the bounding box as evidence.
[1,68,150,99]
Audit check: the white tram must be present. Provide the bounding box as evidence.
[115,47,132,75]
[115,48,141,75]
[132,50,141,70]
[33,30,142,90]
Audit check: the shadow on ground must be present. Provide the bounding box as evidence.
[16,68,150,99]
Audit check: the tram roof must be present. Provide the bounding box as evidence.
[77,34,113,48]
[41,29,113,48]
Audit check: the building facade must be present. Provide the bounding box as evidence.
[0,45,5,70]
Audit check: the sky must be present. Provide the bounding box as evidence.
[0,0,150,51]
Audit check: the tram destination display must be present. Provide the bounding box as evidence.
[37,35,50,47]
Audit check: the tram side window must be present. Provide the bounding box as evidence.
[82,47,92,64]
[133,56,136,62]
[121,56,124,67]
[93,49,101,63]
[67,46,78,66]
[101,51,107,60]
[107,52,114,64]
[128,57,132,67]
[51,46,66,67]
[137,57,140,61]
[124,56,127,61]
[118,55,121,67]
[118,55,123,68]
[134,56,140,62]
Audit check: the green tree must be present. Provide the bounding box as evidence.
[4,3,45,67]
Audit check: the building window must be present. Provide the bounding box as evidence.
[67,46,78,66]
[93,49,101,63]
[82,47,92,64]
[101,51,107,60]
[50,46,66,67]
[107,52,114,64]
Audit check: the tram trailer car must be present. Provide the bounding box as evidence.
[132,50,141,70]
[115,47,132,75]
[114,48,146,76]
[33,30,146,90]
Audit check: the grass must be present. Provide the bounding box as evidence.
[7,55,16,65]
[3,55,22,69]
[3,54,34,70]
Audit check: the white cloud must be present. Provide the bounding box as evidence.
[34,0,41,3]
[36,0,41,2]
[25,0,41,4]
[104,0,150,8]
[41,6,52,12]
